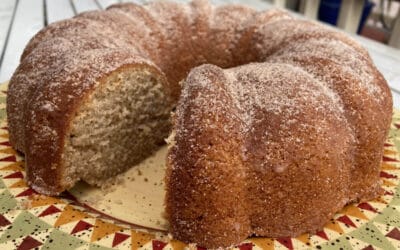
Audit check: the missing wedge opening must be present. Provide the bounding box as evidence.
[61,66,172,188]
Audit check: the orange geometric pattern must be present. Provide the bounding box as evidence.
[0,79,399,249]
[0,124,398,249]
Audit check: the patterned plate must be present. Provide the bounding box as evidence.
[0,82,400,250]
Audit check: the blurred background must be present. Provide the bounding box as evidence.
[0,0,399,108]
[269,0,400,48]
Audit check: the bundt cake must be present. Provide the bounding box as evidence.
[6,0,393,248]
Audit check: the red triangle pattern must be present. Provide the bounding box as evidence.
[3,171,23,179]
[17,236,42,250]
[0,214,11,227]
[380,171,397,179]
[385,190,394,196]
[386,227,400,241]
[0,155,16,162]
[0,126,8,130]
[395,123,400,129]
[112,232,130,247]
[238,243,253,250]
[316,230,329,240]
[337,215,357,228]
[0,141,11,146]
[384,142,394,147]
[361,245,375,250]
[383,156,399,162]
[358,203,378,213]
[70,220,93,234]
[38,205,61,217]
[0,117,398,250]
[276,237,293,250]
[152,240,167,250]
[16,188,37,197]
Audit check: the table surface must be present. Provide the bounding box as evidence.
[0,0,399,108]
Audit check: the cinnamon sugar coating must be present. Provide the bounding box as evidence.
[6,0,392,248]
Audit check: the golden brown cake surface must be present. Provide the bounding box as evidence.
[6,0,393,248]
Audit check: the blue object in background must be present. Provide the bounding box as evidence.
[318,0,375,34]
[359,1,375,33]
